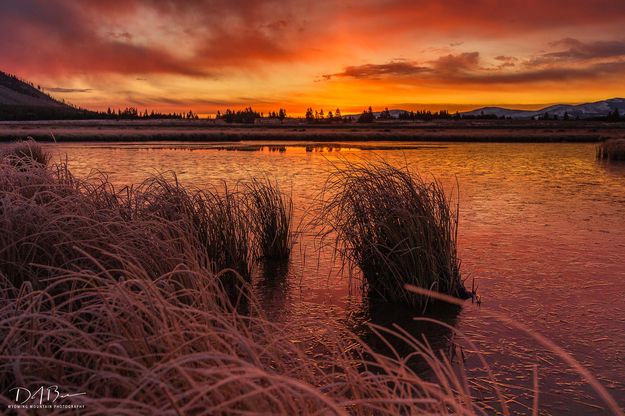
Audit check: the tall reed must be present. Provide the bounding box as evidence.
[597,138,625,162]
[246,178,294,261]
[322,160,470,309]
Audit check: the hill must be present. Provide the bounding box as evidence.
[0,71,95,120]
[461,98,625,120]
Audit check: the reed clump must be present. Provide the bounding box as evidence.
[0,165,208,293]
[0,154,251,295]
[322,161,470,309]
[597,138,625,162]
[246,178,294,261]
[0,138,50,168]
[129,175,253,280]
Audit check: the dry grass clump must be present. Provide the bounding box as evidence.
[0,163,252,301]
[0,165,206,293]
[0,255,490,415]
[322,160,470,309]
[246,178,294,260]
[597,138,625,162]
[128,175,253,281]
[0,139,50,168]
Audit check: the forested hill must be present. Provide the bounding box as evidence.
[0,71,95,120]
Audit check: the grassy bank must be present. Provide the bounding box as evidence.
[1,119,623,143]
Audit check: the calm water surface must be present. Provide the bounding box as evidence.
[44,141,625,415]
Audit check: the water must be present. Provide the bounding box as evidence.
[43,141,625,414]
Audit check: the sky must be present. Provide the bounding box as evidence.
[3,0,625,116]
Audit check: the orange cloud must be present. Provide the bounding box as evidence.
[2,0,625,113]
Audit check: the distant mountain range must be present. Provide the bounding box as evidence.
[460,98,625,120]
[341,99,625,121]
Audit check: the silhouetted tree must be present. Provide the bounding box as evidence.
[215,107,260,123]
[305,107,314,122]
[357,106,375,123]
[607,109,621,121]
[378,107,392,120]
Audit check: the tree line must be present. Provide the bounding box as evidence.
[355,107,457,123]
[101,107,199,120]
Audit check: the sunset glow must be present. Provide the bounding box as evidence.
[3,0,625,115]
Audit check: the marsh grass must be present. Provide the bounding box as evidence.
[0,152,489,415]
[0,255,491,415]
[0,157,251,302]
[0,165,206,293]
[0,138,50,168]
[1,145,621,415]
[246,178,294,261]
[597,138,625,162]
[321,160,470,309]
[129,175,252,282]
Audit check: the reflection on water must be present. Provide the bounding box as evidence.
[40,141,625,414]
[255,259,291,322]
[347,299,462,373]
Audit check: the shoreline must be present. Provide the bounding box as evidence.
[0,119,623,143]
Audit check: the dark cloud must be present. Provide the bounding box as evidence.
[328,53,480,80]
[326,61,430,79]
[548,38,625,59]
[107,31,133,41]
[450,59,625,84]
[492,56,518,69]
[325,51,625,85]
[430,52,480,73]
[495,56,518,62]
[0,0,305,78]
[45,87,93,93]
[527,38,625,67]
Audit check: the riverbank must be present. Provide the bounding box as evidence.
[1,119,624,142]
